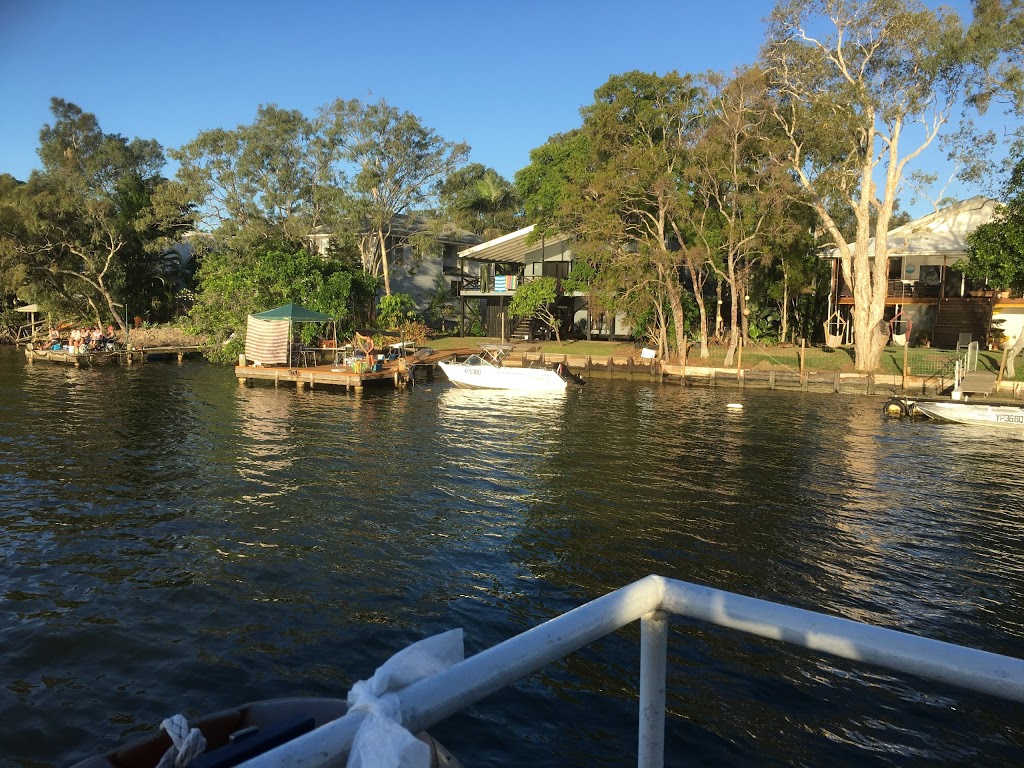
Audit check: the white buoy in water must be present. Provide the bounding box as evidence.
[726,403,743,410]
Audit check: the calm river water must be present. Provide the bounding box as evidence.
[0,346,1022,767]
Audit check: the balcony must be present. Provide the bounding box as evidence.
[459,273,524,296]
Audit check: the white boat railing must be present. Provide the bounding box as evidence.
[239,574,1024,768]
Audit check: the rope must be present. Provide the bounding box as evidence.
[155,715,206,768]
[743,336,803,377]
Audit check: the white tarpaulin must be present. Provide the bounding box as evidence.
[245,316,289,366]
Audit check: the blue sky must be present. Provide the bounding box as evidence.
[0,0,1003,217]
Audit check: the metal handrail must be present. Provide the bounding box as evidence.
[240,575,1024,768]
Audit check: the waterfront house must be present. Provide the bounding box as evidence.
[826,196,1024,349]
[454,225,631,340]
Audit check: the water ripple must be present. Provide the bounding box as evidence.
[0,349,1021,767]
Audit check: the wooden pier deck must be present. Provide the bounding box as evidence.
[25,344,203,366]
[235,359,411,390]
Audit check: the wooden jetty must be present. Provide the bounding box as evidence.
[24,343,203,367]
[235,358,412,391]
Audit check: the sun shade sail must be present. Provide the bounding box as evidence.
[250,303,333,322]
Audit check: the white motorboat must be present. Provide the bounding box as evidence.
[438,347,582,392]
[910,400,1024,427]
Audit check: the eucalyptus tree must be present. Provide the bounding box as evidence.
[517,72,708,359]
[0,99,186,330]
[761,0,986,370]
[170,104,338,248]
[690,67,802,365]
[966,0,1024,156]
[320,98,469,296]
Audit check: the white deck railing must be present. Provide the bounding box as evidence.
[240,574,1024,768]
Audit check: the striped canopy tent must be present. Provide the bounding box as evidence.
[245,303,334,367]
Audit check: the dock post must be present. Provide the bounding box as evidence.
[177,352,184,364]
[274,370,280,388]
[769,370,776,390]
[833,372,840,393]
[628,357,634,381]
[867,373,875,396]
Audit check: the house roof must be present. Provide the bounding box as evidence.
[457,225,572,264]
[826,196,1002,259]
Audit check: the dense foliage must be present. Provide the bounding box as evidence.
[186,241,378,363]
[965,155,1024,373]
[0,100,190,330]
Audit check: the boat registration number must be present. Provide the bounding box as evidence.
[995,413,1024,423]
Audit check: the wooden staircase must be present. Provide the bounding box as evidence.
[931,297,992,350]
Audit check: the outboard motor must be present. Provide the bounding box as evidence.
[555,362,586,387]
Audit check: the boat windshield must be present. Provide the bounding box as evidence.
[463,354,492,366]
[479,344,512,364]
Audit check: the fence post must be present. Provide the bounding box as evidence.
[902,342,909,392]
[639,611,668,768]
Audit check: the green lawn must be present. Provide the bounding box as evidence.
[425,335,1024,381]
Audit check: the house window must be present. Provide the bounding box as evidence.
[543,261,570,279]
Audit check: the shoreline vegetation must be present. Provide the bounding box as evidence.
[10,324,1023,385]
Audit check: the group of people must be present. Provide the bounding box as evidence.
[43,325,118,354]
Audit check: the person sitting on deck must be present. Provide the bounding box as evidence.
[89,328,103,349]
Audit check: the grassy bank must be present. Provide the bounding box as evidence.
[424,335,1024,382]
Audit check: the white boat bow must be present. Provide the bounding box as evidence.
[438,353,582,391]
